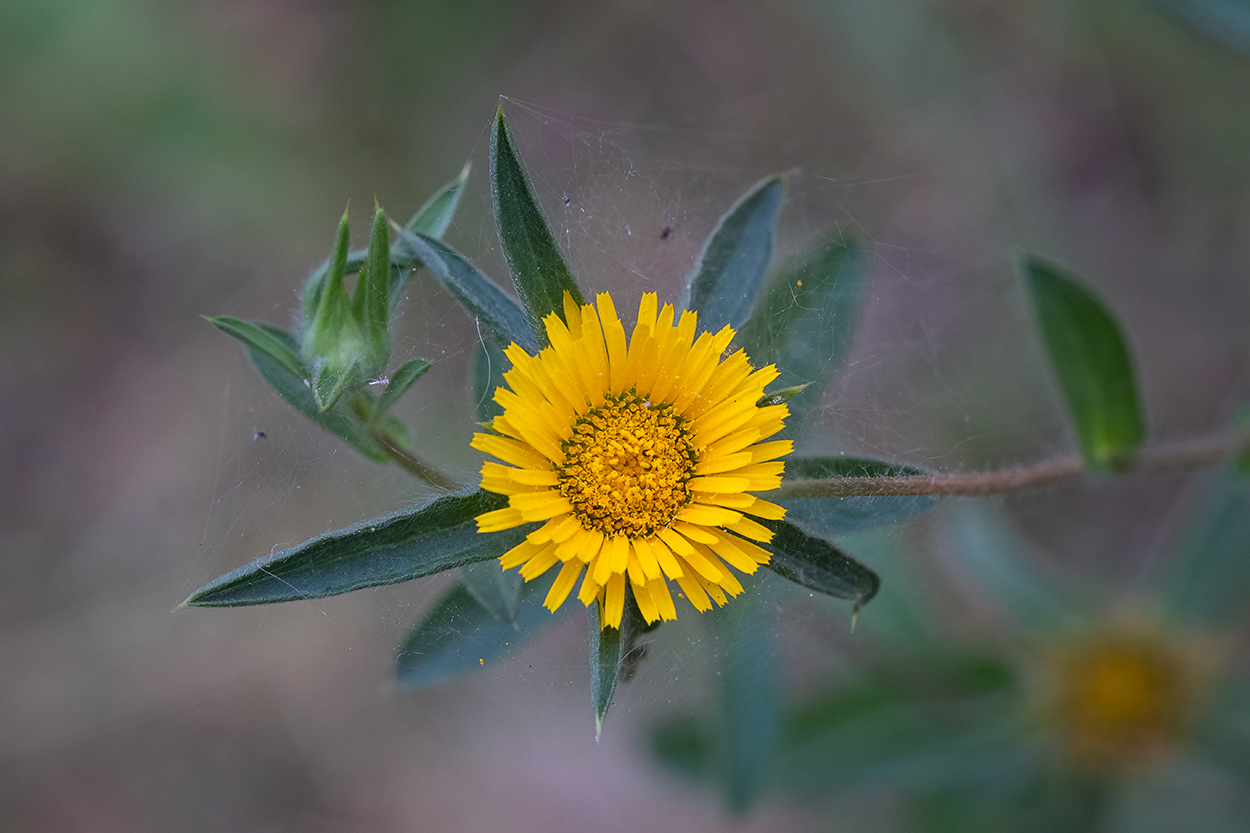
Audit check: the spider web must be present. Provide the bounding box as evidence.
[183,97,1083,725]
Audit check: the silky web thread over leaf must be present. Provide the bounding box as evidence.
[1022,255,1146,473]
[182,490,533,607]
[740,235,867,428]
[682,174,787,334]
[491,106,585,342]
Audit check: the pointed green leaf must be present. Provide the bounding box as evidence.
[392,226,538,352]
[682,174,787,333]
[302,207,353,332]
[395,572,565,688]
[712,590,781,813]
[209,316,306,380]
[245,338,385,462]
[460,560,524,622]
[779,457,942,535]
[407,160,471,239]
[182,489,534,607]
[740,236,867,426]
[490,107,585,342]
[473,336,509,423]
[373,357,431,418]
[1022,255,1146,472]
[762,518,880,612]
[355,203,392,373]
[589,602,625,737]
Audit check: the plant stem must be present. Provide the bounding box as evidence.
[370,429,460,490]
[774,433,1250,499]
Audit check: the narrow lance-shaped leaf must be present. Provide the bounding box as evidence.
[182,489,533,607]
[354,202,392,375]
[208,316,305,380]
[712,589,781,813]
[779,457,941,535]
[372,357,431,419]
[407,160,471,239]
[391,226,538,353]
[490,107,585,341]
[682,174,787,334]
[589,596,648,737]
[395,571,565,688]
[762,518,880,614]
[1022,255,1145,472]
[302,207,353,338]
[739,236,867,428]
[590,602,624,738]
[390,161,474,306]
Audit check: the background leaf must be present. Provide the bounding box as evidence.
[739,236,867,428]
[935,504,1082,632]
[183,490,534,607]
[395,572,562,688]
[682,174,786,333]
[459,560,524,622]
[779,457,942,535]
[761,518,880,611]
[1022,255,1146,472]
[711,589,781,812]
[1158,465,1250,625]
[490,107,584,340]
[392,227,539,353]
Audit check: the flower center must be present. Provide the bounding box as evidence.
[1056,638,1189,770]
[556,391,698,539]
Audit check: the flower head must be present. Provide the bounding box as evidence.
[473,292,791,629]
[1039,622,1214,774]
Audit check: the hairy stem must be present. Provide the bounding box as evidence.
[370,429,460,490]
[775,433,1250,499]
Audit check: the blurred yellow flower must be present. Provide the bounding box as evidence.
[1043,622,1214,773]
[473,292,791,629]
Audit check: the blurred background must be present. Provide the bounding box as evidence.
[3,0,1250,830]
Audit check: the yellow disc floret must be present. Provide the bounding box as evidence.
[557,392,698,539]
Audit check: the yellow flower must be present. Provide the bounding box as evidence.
[1041,623,1215,774]
[472,291,791,630]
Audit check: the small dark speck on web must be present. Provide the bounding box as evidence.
[660,226,673,240]
[252,430,267,441]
